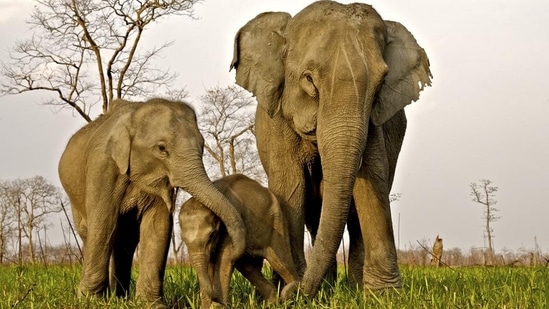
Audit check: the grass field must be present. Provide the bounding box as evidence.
[0,264,547,308]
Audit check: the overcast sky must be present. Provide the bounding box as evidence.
[1,0,548,253]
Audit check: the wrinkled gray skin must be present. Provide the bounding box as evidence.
[58,98,246,307]
[231,1,431,296]
[180,174,299,309]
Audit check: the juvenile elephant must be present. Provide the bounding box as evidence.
[231,1,432,296]
[180,174,299,309]
[58,98,245,307]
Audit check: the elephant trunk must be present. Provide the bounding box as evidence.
[302,85,370,296]
[172,155,246,259]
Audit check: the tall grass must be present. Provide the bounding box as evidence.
[0,264,546,308]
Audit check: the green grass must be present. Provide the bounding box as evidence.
[0,264,547,308]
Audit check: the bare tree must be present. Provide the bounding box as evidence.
[0,176,63,263]
[168,189,190,265]
[1,0,198,122]
[469,179,500,265]
[198,85,265,182]
[0,180,18,264]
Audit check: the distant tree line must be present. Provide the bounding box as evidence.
[0,175,545,268]
[394,238,547,267]
[0,176,79,264]
[0,134,545,268]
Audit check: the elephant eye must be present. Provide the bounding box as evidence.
[301,70,318,98]
[157,143,169,156]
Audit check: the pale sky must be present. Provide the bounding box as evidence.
[1,0,548,253]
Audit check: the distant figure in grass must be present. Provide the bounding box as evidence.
[431,235,443,267]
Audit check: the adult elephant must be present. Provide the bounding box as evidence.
[231,1,431,296]
[58,98,245,307]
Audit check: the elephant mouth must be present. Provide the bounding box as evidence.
[297,128,317,142]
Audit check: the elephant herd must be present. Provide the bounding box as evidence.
[58,1,431,308]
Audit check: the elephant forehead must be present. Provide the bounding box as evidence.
[133,108,201,141]
[133,100,197,125]
[297,1,381,20]
[292,2,383,29]
[180,203,218,242]
[286,7,386,71]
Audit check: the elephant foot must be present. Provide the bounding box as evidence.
[261,289,277,304]
[144,298,168,309]
[136,285,166,308]
[280,281,299,300]
[209,301,226,309]
[363,271,401,291]
[78,282,108,299]
[347,268,363,289]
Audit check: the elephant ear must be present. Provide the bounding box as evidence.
[371,21,432,126]
[106,114,132,175]
[231,12,291,118]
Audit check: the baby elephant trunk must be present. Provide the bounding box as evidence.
[172,156,246,259]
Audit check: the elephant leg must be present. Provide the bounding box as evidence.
[268,175,306,291]
[110,210,139,297]
[135,199,173,305]
[346,202,364,288]
[353,167,400,290]
[73,212,88,244]
[263,245,300,300]
[79,199,118,296]
[213,238,235,306]
[235,256,277,303]
[270,175,307,276]
[257,116,308,276]
[268,211,302,289]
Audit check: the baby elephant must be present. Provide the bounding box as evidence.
[180,174,299,308]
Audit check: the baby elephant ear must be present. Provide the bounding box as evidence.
[106,114,132,175]
[231,12,291,118]
[372,21,433,126]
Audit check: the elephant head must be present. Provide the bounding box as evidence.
[106,99,246,258]
[232,2,430,132]
[231,1,431,295]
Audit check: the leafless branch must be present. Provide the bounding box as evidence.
[60,201,83,262]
